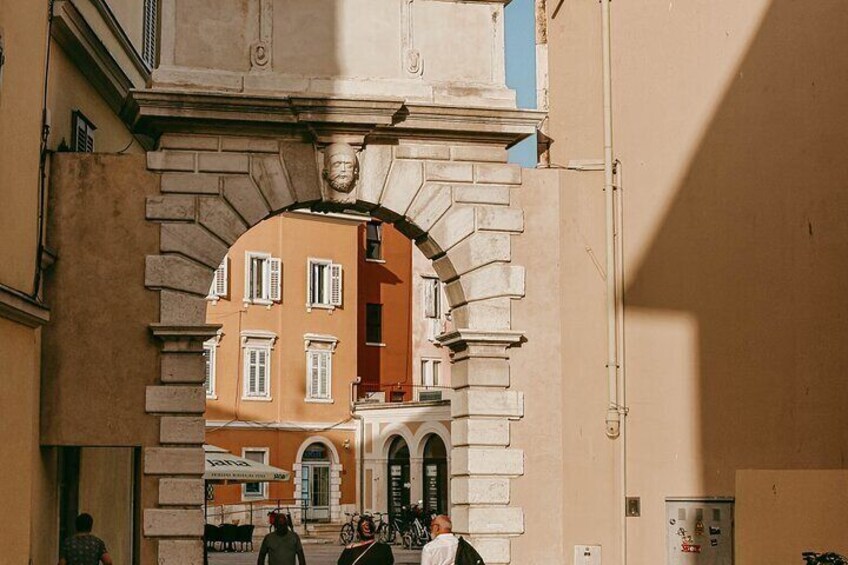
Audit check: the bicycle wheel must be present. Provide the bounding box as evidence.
[339,523,355,545]
[402,533,413,550]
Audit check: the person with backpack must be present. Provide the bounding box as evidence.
[421,515,485,565]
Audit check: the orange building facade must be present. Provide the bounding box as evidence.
[204,212,362,523]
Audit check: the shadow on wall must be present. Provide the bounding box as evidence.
[626,0,848,492]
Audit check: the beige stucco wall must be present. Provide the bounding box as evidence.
[547,0,848,562]
[0,318,43,565]
[0,1,48,293]
[510,168,565,564]
[104,0,145,53]
[411,244,452,392]
[42,154,160,447]
[47,38,143,154]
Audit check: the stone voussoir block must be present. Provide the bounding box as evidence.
[148,151,196,172]
[160,290,208,326]
[223,176,272,226]
[380,160,424,218]
[474,163,522,185]
[457,264,525,303]
[158,540,205,565]
[144,508,204,537]
[435,232,511,280]
[451,145,509,163]
[405,183,453,237]
[160,173,220,195]
[198,197,248,245]
[160,416,206,444]
[146,195,197,221]
[425,161,474,183]
[426,205,476,255]
[160,223,228,269]
[146,385,206,414]
[452,447,524,476]
[144,447,204,475]
[358,145,393,206]
[197,152,250,174]
[145,255,213,297]
[159,478,205,506]
[250,154,296,212]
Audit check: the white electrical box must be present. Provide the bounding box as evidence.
[666,498,734,565]
[574,545,601,565]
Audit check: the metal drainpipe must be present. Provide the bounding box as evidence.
[601,1,628,564]
[349,377,365,513]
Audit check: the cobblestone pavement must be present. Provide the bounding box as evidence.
[209,544,422,565]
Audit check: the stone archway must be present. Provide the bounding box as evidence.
[141,131,526,564]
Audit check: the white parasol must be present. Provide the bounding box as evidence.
[204,444,291,484]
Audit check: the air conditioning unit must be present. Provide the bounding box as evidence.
[418,390,443,402]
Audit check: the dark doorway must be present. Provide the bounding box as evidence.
[387,436,410,517]
[422,435,448,516]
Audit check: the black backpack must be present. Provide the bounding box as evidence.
[455,536,485,565]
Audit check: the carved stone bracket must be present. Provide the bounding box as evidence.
[150,323,221,352]
[438,329,524,361]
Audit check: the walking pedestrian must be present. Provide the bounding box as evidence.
[337,515,394,565]
[420,515,459,565]
[58,513,113,565]
[258,513,307,565]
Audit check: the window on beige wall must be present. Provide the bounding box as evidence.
[71,111,95,153]
[203,338,217,398]
[207,256,229,301]
[307,259,342,309]
[306,349,332,401]
[243,344,270,399]
[242,448,268,499]
[245,252,281,305]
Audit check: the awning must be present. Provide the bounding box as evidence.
[204,445,291,483]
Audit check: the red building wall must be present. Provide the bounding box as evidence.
[357,222,413,400]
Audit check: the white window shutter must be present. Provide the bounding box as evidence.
[212,256,228,298]
[330,264,343,306]
[308,352,319,398]
[319,352,330,397]
[248,349,257,394]
[423,279,437,318]
[269,258,282,302]
[257,349,267,395]
[307,261,315,305]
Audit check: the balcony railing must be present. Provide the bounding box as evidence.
[355,383,453,405]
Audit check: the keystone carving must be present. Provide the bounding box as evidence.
[321,143,359,204]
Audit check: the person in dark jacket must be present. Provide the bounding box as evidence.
[258,513,307,565]
[337,515,394,565]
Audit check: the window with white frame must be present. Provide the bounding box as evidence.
[307,349,332,401]
[72,111,95,153]
[242,448,268,499]
[208,256,229,301]
[307,259,342,309]
[242,333,275,399]
[245,252,281,305]
[421,358,441,387]
[203,338,217,398]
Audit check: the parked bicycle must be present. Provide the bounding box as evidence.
[803,552,848,565]
[338,511,361,545]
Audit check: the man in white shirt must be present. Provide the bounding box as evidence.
[421,515,460,565]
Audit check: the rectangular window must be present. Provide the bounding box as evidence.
[306,350,332,401]
[307,259,342,308]
[366,303,382,344]
[423,277,441,319]
[208,256,229,300]
[421,358,441,387]
[242,449,268,499]
[203,339,217,398]
[245,252,281,304]
[71,111,95,153]
[142,0,158,68]
[243,345,270,399]
[365,221,383,261]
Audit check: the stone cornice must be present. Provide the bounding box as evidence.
[0,285,50,328]
[124,89,542,147]
[150,324,222,352]
[51,0,135,115]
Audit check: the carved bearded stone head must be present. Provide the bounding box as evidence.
[322,143,359,194]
